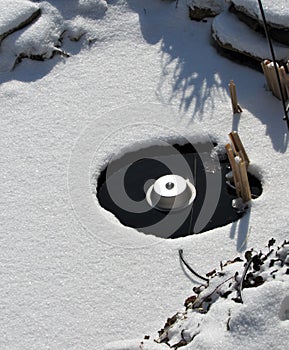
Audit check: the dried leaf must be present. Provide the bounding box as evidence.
[184,295,197,308]
[206,269,216,278]
[245,250,252,262]
[268,238,276,248]
[232,296,242,303]
[252,255,263,271]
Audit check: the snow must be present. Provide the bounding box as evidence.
[1,0,289,349]
[104,338,168,350]
[0,0,39,37]
[212,10,289,61]
[0,0,108,72]
[232,0,289,28]
[77,0,108,17]
[0,2,64,72]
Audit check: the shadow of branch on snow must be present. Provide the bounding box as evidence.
[127,0,288,152]
[127,0,226,118]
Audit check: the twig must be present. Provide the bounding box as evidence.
[238,256,254,303]
[199,275,235,303]
[179,249,209,283]
[229,80,242,114]
[226,309,231,331]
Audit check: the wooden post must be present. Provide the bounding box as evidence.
[226,132,251,203]
[261,60,273,92]
[279,66,287,100]
[233,157,251,203]
[268,62,280,99]
[279,66,289,101]
[262,61,275,97]
[229,80,242,114]
[261,59,289,101]
[225,143,241,197]
[239,160,252,202]
[228,131,250,166]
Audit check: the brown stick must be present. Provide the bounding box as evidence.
[234,157,243,198]
[225,143,241,197]
[239,160,252,202]
[228,131,250,166]
[278,66,288,100]
[261,60,289,101]
[261,60,273,91]
[229,80,242,114]
[279,66,289,100]
[269,63,281,99]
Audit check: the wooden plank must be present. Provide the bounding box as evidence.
[279,66,288,100]
[225,143,241,197]
[261,60,289,101]
[279,66,289,100]
[228,131,250,165]
[234,157,243,199]
[268,62,281,99]
[239,160,252,202]
[229,80,242,114]
[261,60,273,91]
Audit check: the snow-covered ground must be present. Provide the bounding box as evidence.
[1,1,289,349]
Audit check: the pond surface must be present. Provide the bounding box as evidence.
[97,142,262,239]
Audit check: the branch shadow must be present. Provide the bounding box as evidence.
[127,0,228,119]
[127,0,288,152]
[239,90,289,152]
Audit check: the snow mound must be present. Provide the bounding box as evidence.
[0,0,40,40]
[12,3,64,57]
[78,0,108,18]
[0,0,108,72]
[212,10,289,62]
[232,0,289,29]
[0,2,65,72]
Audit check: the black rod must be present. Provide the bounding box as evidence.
[257,0,289,130]
[179,249,209,283]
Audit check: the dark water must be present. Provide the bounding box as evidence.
[97,142,262,239]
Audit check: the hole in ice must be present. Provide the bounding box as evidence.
[96,141,262,239]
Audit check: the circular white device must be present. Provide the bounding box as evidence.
[146,174,196,211]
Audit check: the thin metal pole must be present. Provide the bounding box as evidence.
[257,0,289,129]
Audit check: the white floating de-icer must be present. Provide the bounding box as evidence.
[146,174,196,211]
